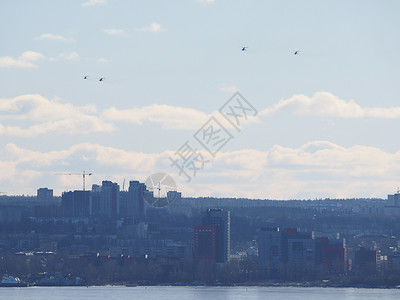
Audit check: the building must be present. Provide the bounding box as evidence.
[61,190,90,217]
[32,205,59,218]
[388,192,400,206]
[127,181,146,220]
[194,225,217,263]
[258,228,346,276]
[167,191,191,216]
[258,227,283,271]
[355,247,377,271]
[37,188,53,203]
[385,192,400,215]
[286,229,315,272]
[101,181,120,218]
[201,208,230,263]
[90,184,101,215]
[119,191,129,218]
[315,236,347,273]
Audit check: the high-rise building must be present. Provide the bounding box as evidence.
[394,193,400,206]
[101,181,119,218]
[258,227,316,273]
[286,229,316,272]
[127,181,146,220]
[37,188,53,203]
[315,236,346,273]
[384,192,400,215]
[258,227,283,271]
[62,191,74,217]
[201,208,230,263]
[90,184,101,216]
[258,228,347,275]
[194,225,217,263]
[119,191,129,218]
[61,190,90,217]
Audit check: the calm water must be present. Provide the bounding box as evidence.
[0,286,399,300]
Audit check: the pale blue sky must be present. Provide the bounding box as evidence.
[1,0,400,199]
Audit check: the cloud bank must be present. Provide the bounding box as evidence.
[0,51,46,68]
[0,94,114,136]
[102,104,209,130]
[1,92,400,138]
[260,92,400,119]
[1,141,399,199]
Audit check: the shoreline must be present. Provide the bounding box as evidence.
[11,282,399,289]
[7,284,400,290]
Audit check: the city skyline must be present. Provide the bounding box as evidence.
[1,1,400,199]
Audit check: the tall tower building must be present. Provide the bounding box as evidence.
[90,184,101,215]
[201,208,230,263]
[119,191,129,218]
[101,181,120,218]
[61,191,74,217]
[127,181,146,220]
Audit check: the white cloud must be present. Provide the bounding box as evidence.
[0,56,35,68]
[35,33,75,42]
[135,23,165,33]
[0,94,114,137]
[58,52,80,61]
[260,92,400,119]
[103,28,126,36]
[194,141,400,199]
[82,0,107,7]
[102,102,259,130]
[0,50,81,67]
[1,140,399,198]
[19,51,46,62]
[1,92,399,139]
[0,142,165,194]
[102,104,210,130]
[0,51,46,68]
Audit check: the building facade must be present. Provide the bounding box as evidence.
[194,225,217,263]
[201,208,230,263]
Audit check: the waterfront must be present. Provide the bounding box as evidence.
[0,286,399,300]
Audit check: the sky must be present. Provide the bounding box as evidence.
[1,0,400,199]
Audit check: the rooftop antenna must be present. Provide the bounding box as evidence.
[122,179,126,191]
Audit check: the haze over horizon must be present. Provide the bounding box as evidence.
[1,1,400,199]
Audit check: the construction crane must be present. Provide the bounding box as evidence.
[56,171,93,191]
